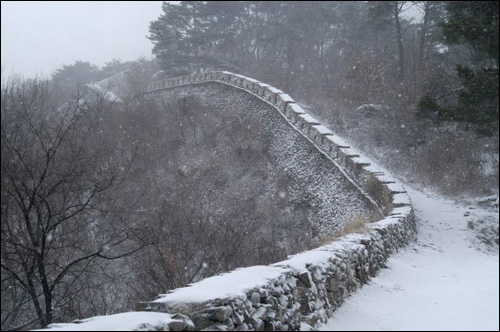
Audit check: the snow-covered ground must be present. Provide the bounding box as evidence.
[319,186,499,331]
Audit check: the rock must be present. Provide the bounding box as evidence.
[289,310,301,329]
[244,300,253,312]
[255,307,267,320]
[135,323,170,331]
[271,285,284,297]
[251,292,261,305]
[279,295,289,308]
[328,279,341,292]
[205,306,233,322]
[232,309,245,325]
[200,324,227,331]
[252,319,264,331]
[235,323,249,331]
[223,318,235,330]
[284,311,292,324]
[270,296,280,310]
[230,299,244,310]
[264,320,276,331]
[190,312,212,330]
[168,320,186,331]
[266,310,276,320]
[170,313,195,331]
[243,308,252,323]
[286,277,297,289]
[282,283,291,293]
[360,239,371,246]
[298,271,314,288]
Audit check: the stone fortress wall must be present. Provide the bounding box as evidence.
[134,72,416,331]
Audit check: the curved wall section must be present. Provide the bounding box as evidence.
[146,82,376,233]
[134,72,416,331]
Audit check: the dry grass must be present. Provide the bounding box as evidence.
[316,213,371,246]
[341,213,370,235]
[364,174,393,215]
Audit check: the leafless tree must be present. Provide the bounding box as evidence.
[1,77,143,329]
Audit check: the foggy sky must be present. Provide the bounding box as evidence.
[1,1,421,79]
[1,1,167,78]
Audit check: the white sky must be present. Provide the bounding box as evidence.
[1,1,166,78]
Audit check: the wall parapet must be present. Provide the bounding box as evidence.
[137,72,416,331]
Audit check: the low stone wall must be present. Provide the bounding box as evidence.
[138,210,415,331]
[137,72,416,331]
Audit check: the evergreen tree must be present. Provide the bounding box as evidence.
[420,1,499,136]
[51,61,104,102]
[148,1,243,76]
[442,1,499,63]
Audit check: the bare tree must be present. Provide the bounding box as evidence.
[1,78,142,329]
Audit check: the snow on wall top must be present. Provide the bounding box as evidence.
[34,312,177,331]
[298,113,320,124]
[289,103,306,114]
[154,266,288,304]
[313,124,334,136]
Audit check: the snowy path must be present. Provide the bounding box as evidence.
[319,187,499,331]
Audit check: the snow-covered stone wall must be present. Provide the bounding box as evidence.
[144,81,377,234]
[135,72,416,331]
[142,71,404,216]
[137,212,415,331]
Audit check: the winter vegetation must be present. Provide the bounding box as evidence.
[1,1,498,331]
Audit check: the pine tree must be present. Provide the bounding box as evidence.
[419,1,499,136]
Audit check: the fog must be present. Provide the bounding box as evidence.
[1,1,164,77]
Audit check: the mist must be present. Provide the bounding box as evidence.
[1,1,164,77]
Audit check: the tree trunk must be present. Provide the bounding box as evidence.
[394,2,405,83]
[26,271,46,328]
[38,243,53,327]
[417,2,430,74]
